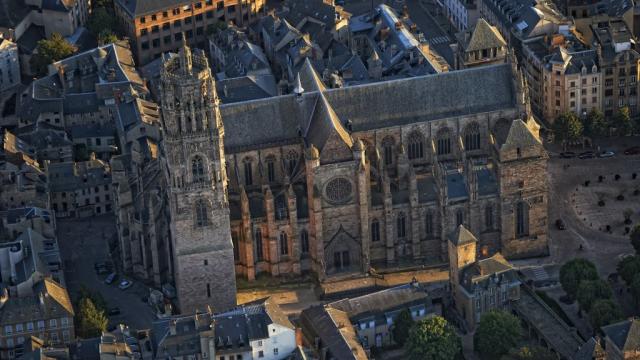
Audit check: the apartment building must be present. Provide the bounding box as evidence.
[0,279,75,360]
[592,20,640,117]
[541,44,602,122]
[114,0,267,65]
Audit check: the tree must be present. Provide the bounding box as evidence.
[405,316,461,360]
[76,297,108,338]
[88,7,116,36]
[560,259,599,299]
[589,299,623,330]
[576,279,612,312]
[92,0,113,8]
[613,107,633,136]
[631,225,640,254]
[501,346,556,360]
[97,29,119,45]
[30,33,77,76]
[474,310,521,359]
[392,309,415,346]
[617,255,640,285]
[553,112,583,146]
[584,109,606,137]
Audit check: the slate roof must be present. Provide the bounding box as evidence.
[0,278,74,326]
[547,47,598,75]
[602,318,640,353]
[459,253,518,293]
[465,18,506,52]
[329,283,430,318]
[153,297,293,357]
[304,92,353,152]
[114,0,192,17]
[41,0,76,12]
[299,305,367,360]
[448,225,477,246]
[219,63,516,151]
[501,118,542,150]
[217,75,277,104]
[574,337,605,360]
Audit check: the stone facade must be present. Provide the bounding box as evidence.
[159,42,236,314]
[115,43,549,313]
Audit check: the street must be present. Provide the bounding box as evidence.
[57,215,156,331]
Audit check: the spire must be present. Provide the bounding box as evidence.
[179,33,193,76]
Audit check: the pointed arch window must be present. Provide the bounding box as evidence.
[485,204,494,230]
[243,157,253,186]
[192,156,205,182]
[371,219,380,242]
[255,227,264,261]
[286,151,298,176]
[300,230,309,254]
[516,201,529,237]
[456,209,464,227]
[279,232,289,256]
[425,211,434,237]
[397,213,406,238]
[265,155,276,182]
[382,136,395,165]
[195,199,208,227]
[464,122,481,151]
[437,128,452,155]
[407,131,424,160]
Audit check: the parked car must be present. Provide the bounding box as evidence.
[598,151,615,158]
[560,151,576,158]
[624,146,640,155]
[105,272,117,285]
[108,307,121,316]
[555,219,566,230]
[119,279,133,290]
[578,151,595,159]
[96,265,110,275]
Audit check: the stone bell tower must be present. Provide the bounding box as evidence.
[160,39,236,314]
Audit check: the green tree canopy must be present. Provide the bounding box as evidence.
[613,107,633,136]
[76,297,108,338]
[92,0,113,8]
[97,29,119,45]
[631,225,640,254]
[392,309,415,346]
[585,108,608,137]
[405,316,461,360]
[589,299,623,330]
[474,310,521,359]
[617,255,640,285]
[501,346,557,360]
[576,279,612,312]
[560,258,599,299]
[30,33,77,76]
[553,112,583,144]
[88,7,117,37]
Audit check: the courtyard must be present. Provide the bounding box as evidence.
[570,171,640,237]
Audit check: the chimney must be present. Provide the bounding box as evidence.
[169,320,177,335]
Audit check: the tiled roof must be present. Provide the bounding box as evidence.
[465,18,506,52]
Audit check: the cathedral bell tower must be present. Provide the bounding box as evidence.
[159,39,237,314]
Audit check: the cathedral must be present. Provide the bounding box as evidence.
[112,41,549,314]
